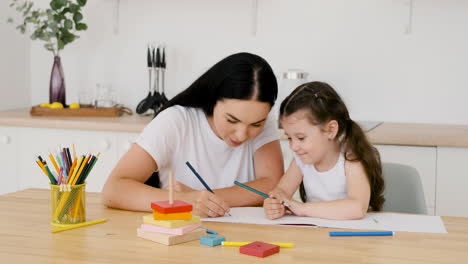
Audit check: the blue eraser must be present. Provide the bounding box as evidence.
[200,235,225,247]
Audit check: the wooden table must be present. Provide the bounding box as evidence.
[1,189,467,263]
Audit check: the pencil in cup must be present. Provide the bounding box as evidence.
[53,154,100,221]
[50,183,86,225]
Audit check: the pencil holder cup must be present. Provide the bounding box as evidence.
[50,183,86,227]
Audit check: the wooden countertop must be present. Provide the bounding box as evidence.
[0,108,152,133]
[1,188,468,263]
[1,108,468,147]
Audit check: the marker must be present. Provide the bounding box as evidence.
[329,231,394,237]
[222,241,294,248]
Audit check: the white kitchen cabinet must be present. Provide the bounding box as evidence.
[17,127,118,192]
[0,126,19,194]
[436,147,468,217]
[374,145,437,215]
[116,132,139,159]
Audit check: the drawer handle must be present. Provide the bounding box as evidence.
[1,135,11,144]
[99,140,111,151]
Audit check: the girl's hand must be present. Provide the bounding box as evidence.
[181,190,230,218]
[269,189,306,217]
[263,197,285,219]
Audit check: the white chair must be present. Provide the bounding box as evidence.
[382,163,427,214]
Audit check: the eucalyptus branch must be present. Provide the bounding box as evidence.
[7,0,88,55]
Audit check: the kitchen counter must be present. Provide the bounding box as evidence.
[0,108,151,133]
[1,108,468,148]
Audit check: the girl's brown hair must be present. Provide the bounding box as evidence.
[279,81,385,211]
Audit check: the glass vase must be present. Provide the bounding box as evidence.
[49,56,66,105]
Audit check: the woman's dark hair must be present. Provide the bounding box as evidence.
[156,52,278,117]
[279,81,385,211]
[145,52,278,189]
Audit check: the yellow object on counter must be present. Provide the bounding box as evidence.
[50,102,64,109]
[69,102,80,109]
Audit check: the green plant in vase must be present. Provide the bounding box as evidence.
[8,0,88,105]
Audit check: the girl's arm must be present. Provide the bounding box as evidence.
[263,159,303,219]
[271,159,303,198]
[278,160,371,220]
[211,140,285,207]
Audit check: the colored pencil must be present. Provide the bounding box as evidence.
[52,218,107,233]
[234,180,269,198]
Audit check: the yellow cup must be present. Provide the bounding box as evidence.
[50,183,86,227]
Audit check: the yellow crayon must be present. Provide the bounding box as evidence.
[52,218,107,233]
[221,241,294,248]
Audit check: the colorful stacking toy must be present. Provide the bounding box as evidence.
[137,172,204,245]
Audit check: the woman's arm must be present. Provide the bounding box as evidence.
[276,160,371,220]
[211,140,285,207]
[102,144,169,211]
[102,144,217,213]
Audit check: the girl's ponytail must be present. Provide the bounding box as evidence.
[345,120,385,211]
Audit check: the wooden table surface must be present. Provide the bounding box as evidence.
[1,189,468,263]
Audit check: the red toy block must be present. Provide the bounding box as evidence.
[151,200,193,214]
[239,241,280,258]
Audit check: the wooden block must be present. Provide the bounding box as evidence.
[143,214,200,228]
[239,241,280,258]
[140,222,201,235]
[137,228,205,246]
[151,200,193,214]
[153,211,192,220]
[200,235,225,247]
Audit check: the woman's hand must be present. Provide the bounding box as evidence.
[172,181,195,192]
[180,190,230,218]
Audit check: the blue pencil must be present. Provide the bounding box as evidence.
[185,161,213,193]
[329,231,394,237]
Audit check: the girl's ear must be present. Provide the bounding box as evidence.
[326,120,339,140]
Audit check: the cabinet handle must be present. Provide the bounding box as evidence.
[99,140,111,151]
[1,135,11,144]
[123,140,133,151]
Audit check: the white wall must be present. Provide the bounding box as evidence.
[0,2,30,110]
[23,0,468,124]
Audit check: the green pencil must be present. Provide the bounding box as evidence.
[234,181,269,198]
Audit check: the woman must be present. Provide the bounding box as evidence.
[102,52,284,217]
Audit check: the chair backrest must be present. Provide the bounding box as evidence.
[382,163,427,214]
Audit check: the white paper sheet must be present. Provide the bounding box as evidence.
[202,207,447,234]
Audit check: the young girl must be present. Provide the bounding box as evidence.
[263,81,384,220]
[103,52,284,217]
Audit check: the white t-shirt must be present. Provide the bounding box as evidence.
[295,153,348,202]
[136,105,279,189]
